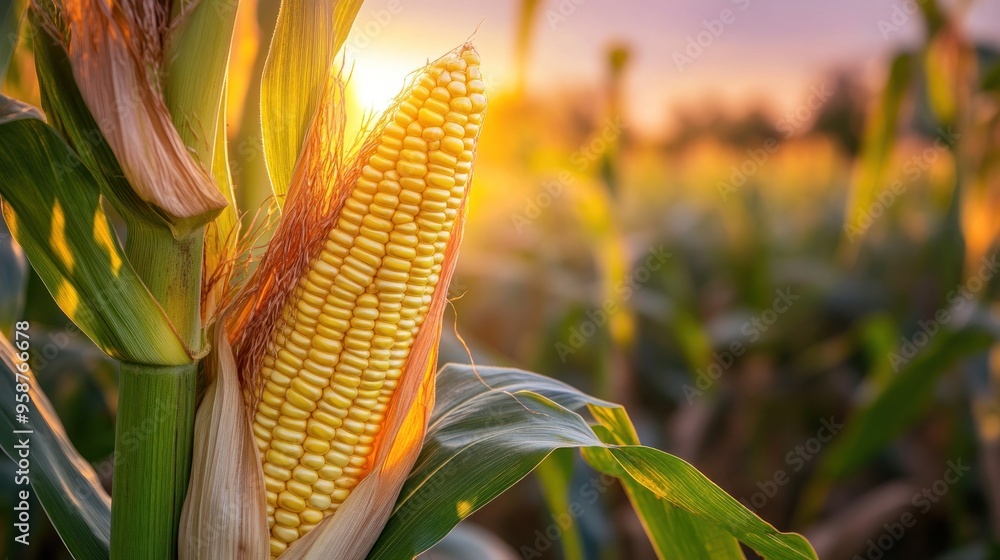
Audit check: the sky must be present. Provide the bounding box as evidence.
[343,0,1000,136]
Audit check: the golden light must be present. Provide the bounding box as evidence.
[344,53,418,141]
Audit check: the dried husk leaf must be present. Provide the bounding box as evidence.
[179,325,268,559]
[62,0,227,232]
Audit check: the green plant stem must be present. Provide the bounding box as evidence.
[124,223,205,351]
[111,362,197,560]
[110,224,204,559]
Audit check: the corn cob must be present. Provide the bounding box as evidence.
[251,46,485,557]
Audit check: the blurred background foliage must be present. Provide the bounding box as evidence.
[2,0,1000,558]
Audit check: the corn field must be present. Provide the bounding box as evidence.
[0,0,998,559]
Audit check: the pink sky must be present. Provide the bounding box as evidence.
[344,0,1000,136]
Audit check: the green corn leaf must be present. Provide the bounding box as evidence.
[0,220,27,338]
[260,0,363,206]
[0,104,191,365]
[843,52,911,246]
[582,408,746,560]
[607,446,815,560]
[370,364,817,560]
[0,0,25,84]
[816,325,994,482]
[0,333,111,558]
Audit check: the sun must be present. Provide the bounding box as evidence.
[346,55,416,115]
[343,54,418,143]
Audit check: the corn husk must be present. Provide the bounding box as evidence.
[61,0,227,231]
[179,325,269,559]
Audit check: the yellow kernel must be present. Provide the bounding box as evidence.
[445,111,469,125]
[266,449,297,470]
[303,436,330,454]
[429,151,458,168]
[284,389,316,413]
[393,111,413,127]
[422,127,445,141]
[289,378,322,403]
[308,493,332,510]
[400,149,428,164]
[418,108,445,127]
[430,87,450,102]
[274,510,301,528]
[424,98,450,115]
[292,466,319,485]
[300,453,324,470]
[470,93,486,112]
[272,524,300,543]
[441,137,465,156]
[369,155,395,171]
[287,479,312,498]
[277,491,306,513]
[442,122,464,138]
[450,97,473,114]
[273,425,306,444]
[263,463,292,481]
[402,136,427,151]
[411,85,431,100]
[397,160,427,178]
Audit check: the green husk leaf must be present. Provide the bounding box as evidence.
[164,0,240,170]
[0,106,191,365]
[260,0,363,206]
